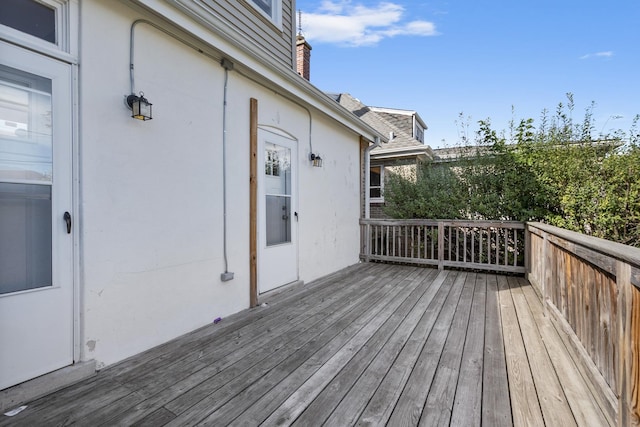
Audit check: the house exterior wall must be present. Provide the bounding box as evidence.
[369,160,418,219]
[172,0,296,70]
[78,0,364,368]
[370,203,388,219]
[297,113,362,282]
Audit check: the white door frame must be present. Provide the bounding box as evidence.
[257,126,299,294]
[0,40,75,390]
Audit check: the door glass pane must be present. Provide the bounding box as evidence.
[265,142,291,246]
[266,195,291,245]
[0,183,52,294]
[0,65,53,295]
[0,0,56,44]
[0,64,53,182]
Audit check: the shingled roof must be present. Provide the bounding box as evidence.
[329,93,432,161]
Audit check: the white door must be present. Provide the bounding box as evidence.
[0,42,74,390]
[258,128,298,293]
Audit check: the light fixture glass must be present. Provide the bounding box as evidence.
[126,91,152,121]
[310,153,322,167]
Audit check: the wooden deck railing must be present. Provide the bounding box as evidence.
[360,219,526,274]
[526,222,640,426]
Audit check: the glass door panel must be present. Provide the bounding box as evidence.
[0,64,53,294]
[0,183,52,294]
[264,142,291,247]
[0,64,53,182]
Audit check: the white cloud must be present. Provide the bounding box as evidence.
[580,51,614,60]
[300,1,438,47]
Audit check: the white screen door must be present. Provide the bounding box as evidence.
[258,129,298,293]
[0,41,74,390]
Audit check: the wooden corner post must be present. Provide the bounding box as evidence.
[249,98,258,307]
[438,221,444,270]
[617,260,640,426]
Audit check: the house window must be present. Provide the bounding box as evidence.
[415,123,424,143]
[0,0,56,44]
[370,165,383,201]
[248,0,282,26]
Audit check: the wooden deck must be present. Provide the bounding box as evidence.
[2,263,609,426]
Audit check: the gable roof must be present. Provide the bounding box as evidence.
[330,93,433,161]
[368,106,428,135]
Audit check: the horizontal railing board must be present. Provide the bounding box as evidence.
[361,220,525,275]
[544,232,618,277]
[360,219,525,229]
[528,222,640,277]
[526,222,640,426]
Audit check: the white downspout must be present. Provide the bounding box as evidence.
[364,136,382,219]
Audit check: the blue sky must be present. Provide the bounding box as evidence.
[295,1,640,147]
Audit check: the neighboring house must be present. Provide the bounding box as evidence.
[0,0,383,398]
[331,93,433,218]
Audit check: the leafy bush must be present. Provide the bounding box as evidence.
[383,94,640,246]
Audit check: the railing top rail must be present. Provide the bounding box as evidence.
[527,221,640,270]
[360,218,525,229]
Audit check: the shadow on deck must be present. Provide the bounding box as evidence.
[1,263,609,426]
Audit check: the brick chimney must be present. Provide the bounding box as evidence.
[296,34,312,81]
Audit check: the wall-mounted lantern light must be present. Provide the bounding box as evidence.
[310,153,323,167]
[126,91,152,121]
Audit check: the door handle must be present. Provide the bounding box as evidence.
[64,212,72,234]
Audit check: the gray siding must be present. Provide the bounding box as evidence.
[196,0,295,69]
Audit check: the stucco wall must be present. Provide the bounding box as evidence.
[79,0,362,368]
[298,113,362,282]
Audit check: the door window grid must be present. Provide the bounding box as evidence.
[370,165,383,201]
[264,142,291,246]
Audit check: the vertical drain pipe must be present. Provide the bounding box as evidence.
[220,58,234,281]
[364,136,382,219]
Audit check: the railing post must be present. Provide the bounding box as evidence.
[364,222,371,262]
[524,224,530,276]
[542,230,550,317]
[438,221,444,270]
[616,261,639,426]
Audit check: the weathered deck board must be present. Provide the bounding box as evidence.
[1,264,609,427]
[520,277,610,426]
[498,275,546,426]
[283,269,442,427]
[351,270,460,426]
[449,273,486,427]
[197,269,428,425]
[318,270,448,427]
[481,274,512,427]
[163,266,418,426]
[417,272,476,426]
[507,275,577,426]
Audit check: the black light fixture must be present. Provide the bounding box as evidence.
[310,153,323,167]
[126,91,152,121]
